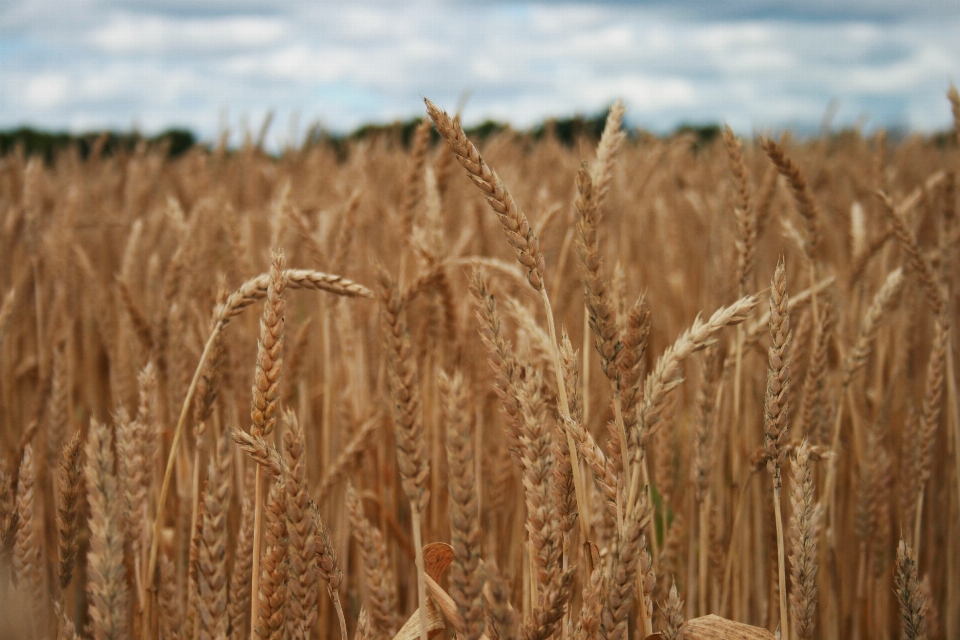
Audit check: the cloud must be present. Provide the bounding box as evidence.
[88,14,288,54]
[22,73,70,110]
[2,0,959,143]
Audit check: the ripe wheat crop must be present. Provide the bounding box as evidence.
[1,91,960,640]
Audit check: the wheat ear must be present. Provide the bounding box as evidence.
[789,441,820,640]
[573,560,604,640]
[185,480,206,640]
[56,429,84,592]
[912,313,947,556]
[282,410,318,637]
[659,579,685,640]
[799,301,832,442]
[13,442,45,630]
[440,369,485,640]
[400,117,434,237]
[575,162,630,526]
[846,270,905,386]
[85,419,130,640]
[761,138,821,262]
[158,550,182,640]
[310,501,346,640]
[762,258,792,640]
[555,332,582,534]
[47,341,69,459]
[231,429,283,477]
[250,248,286,639]
[626,294,758,516]
[425,99,544,290]
[895,538,928,640]
[515,367,575,640]
[428,100,591,549]
[483,561,515,640]
[602,515,647,640]
[576,161,622,382]
[346,483,400,640]
[377,264,430,640]
[822,267,904,542]
[469,268,525,460]
[616,294,651,476]
[693,346,721,614]
[875,191,945,316]
[230,467,256,640]
[257,478,288,640]
[723,125,757,295]
[197,429,232,640]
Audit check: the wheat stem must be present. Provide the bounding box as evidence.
[540,288,592,563]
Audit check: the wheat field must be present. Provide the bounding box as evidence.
[0,93,958,640]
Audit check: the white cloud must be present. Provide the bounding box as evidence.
[23,73,70,110]
[2,1,959,142]
[89,14,288,53]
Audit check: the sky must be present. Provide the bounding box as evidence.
[2,0,960,146]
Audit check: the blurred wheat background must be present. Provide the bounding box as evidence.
[0,83,959,640]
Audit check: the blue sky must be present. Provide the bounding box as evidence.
[2,0,959,146]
